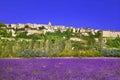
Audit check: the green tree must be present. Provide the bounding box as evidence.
[39,26,46,30]
[95,31,103,53]
[0,28,12,37]
[106,37,120,48]
[16,32,27,38]
[25,25,29,28]
[0,22,6,27]
[88,32,95,49]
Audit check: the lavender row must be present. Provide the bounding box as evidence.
[0,58,120,80]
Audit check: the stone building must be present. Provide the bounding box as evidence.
[102,30,120,38]
[26,29,43,35]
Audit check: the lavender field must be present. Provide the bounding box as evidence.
[0,58,120,80]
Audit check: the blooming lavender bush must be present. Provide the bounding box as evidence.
[0,58,120,80]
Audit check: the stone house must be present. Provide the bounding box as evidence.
[26,28,43,35]
[102,30,120,38]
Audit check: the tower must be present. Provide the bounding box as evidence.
[48,21,51,27]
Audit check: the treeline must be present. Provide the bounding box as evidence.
[1,35,120,58]
[0,39,102,58]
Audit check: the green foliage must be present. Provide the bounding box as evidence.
[28,34,44,40]
[71,41,88,50]
[102,48,120,57]
[106,37,120,48]
[16,28,25,31]
[0,28,12,37]
[63,29,73,39]
[82,32,96,49]
[58,49,102,57]
[71,33,81,37]
[20,49,45,58]
[24,25,29,28]
[0,40,15,58]
[44,38,65,57]
[2,37,120,58]
[95,31,102,38]
[39,26,46,30]
[0,22,6,27]
[16,32,27,38]
[16,31,45,40]
[45,29,73,40]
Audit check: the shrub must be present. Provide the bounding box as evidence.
[102,48,120,57]
[58,49,102,57]
[20,49,45,58]
[76,50,102,57]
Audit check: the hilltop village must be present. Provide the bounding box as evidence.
[2,22,120,38]
[0,22,120,44]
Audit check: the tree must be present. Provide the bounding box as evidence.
[0,22,6,27]
[88,32,95,48]
[0,28,12,37]
[95,31,103,53]
[25,25,30,28]
[39,26,46,30]
[16,32,27,38]
[106,37,120,48]
[63,29,72,39]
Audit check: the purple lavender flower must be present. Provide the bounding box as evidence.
[0,58,120,80]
